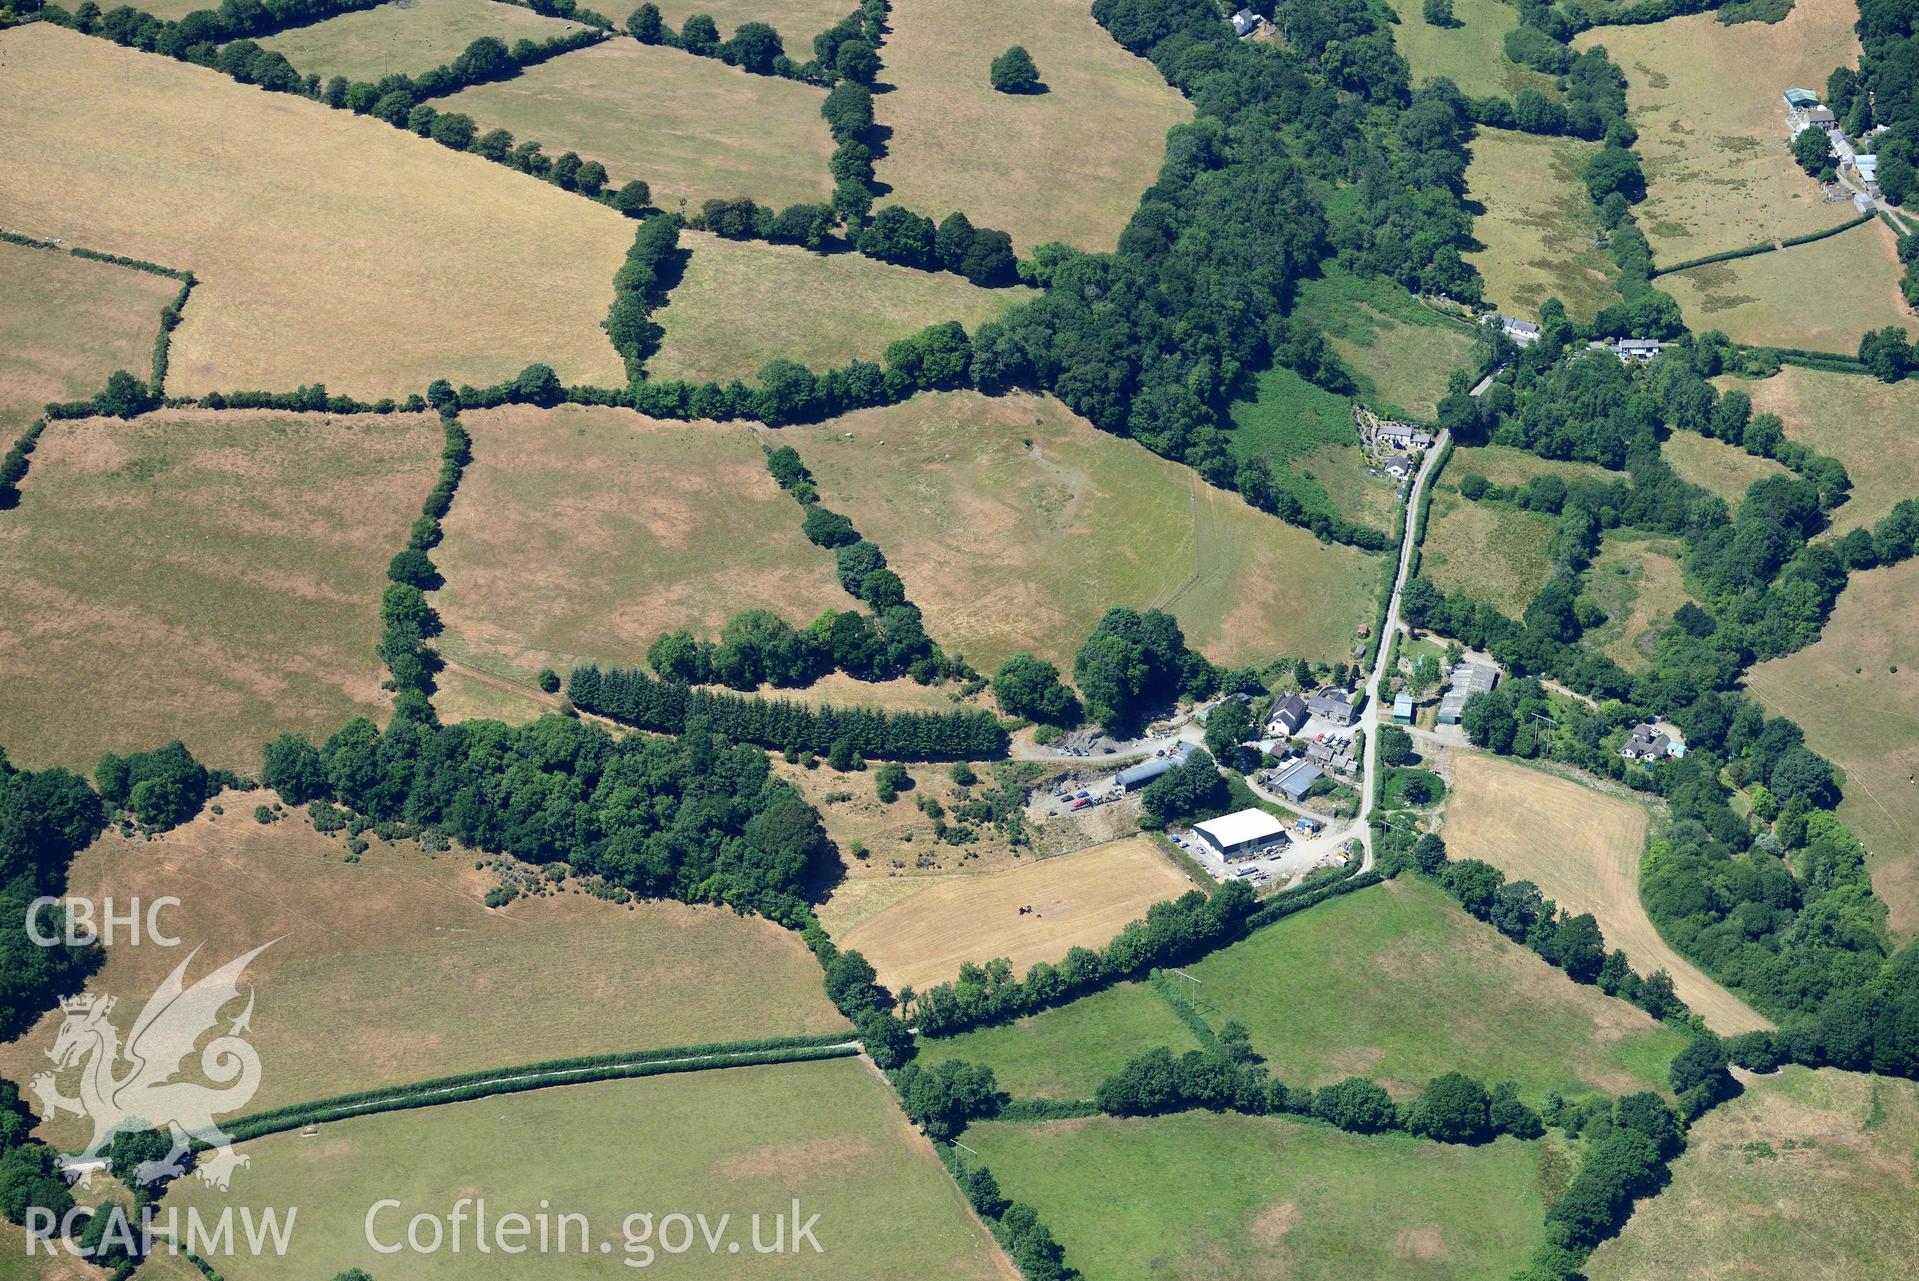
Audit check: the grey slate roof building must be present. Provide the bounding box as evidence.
[1115,748,1189,791]
[1621,724,1672,761]
[1231,7,1259,36]
[1273,760,1322,802]
[1306,688,1360,726]
[1271,692,1309,735]
[1437,662,1499,724]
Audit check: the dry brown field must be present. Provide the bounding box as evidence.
[1659,221,1910,351]
[1586,1067,1919,1281]
[773,392,1382,674]
[1734,365,1919,535]
[828,834,1192,992]
[0,796,846,1149]
[432,404,846,682]
[0,410,438,772]
[649,0,855,39]
[1445,753,1771,1034]
[437,37,835,213]
[872,0,1191,252]
[0,23,633,398]
[1575,0,1861,260]
[0,240,179,434]
[1747,559,1919,937]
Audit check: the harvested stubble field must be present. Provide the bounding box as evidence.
[1384,0,1557,99]
[0,410,437,772]
[1586,1067,1919,1281]
[0,239,181,435]
[917,981,1205,1099]
[1421,490,1556,617]
[776,391,1382,674]
[261,0,584,81]
[1659,429,1789,505]
[1445,753,1771,1033]
[0,799,846,1149]
[438,37,835,213]
[1186,877,1690,1102]
[1584,531,1694,673]
[826,835,1193,994]
[966,1111,1548,1281]
[1660,221,1910,351]
[1733,365,1919,534]
[648,231,1031,384]
[1747,559,1919,936]
[171,1060,1011,1281]
[1576,0,1861,260]
[0,23,634,397]
[1465,128,1619,322]
[432,404,847,682]
[872,0,1192,252]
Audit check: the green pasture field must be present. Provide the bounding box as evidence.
[871,0,1191,252]
[0,410,437,772]
[1748,559,1919,936]
[432,404,847,683]
[776,391,1383,674]
[1182,877,1688,1103]
[1225,365,1400,534]
[1660,221,1909,352]
[648,231,1031,384]
[1465,127,1620,322]
[1384,766,1447,809]
[1734,365,1919,535]
[1294,269,1479,419]
[1587,1067,1919,1281]
[1385,0,1557,98]
[965,1110,1549,1281]
[261,0,584,81]
[1421,488,1556,617]
[916,982,1204,1100]
[1660,430,1790,505]
[169,1060,1006,1281]
[437,37,835,213]
[1583,530,1693,672]
[1575,0,1861,260]
[0,238,179,435]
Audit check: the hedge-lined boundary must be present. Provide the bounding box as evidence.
[1242,866,1382,931]
[219,1034,858,1143]
[0,419,48,510]
[1650,211,1877,278]
[0,229,198,403]
[568,663,1009,759]
[1147,968,1220,1052]
[1732,342,1874,376]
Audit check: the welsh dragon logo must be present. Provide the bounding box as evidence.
[29,941,277,1191]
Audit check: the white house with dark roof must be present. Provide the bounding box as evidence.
[1230,7,1260,36]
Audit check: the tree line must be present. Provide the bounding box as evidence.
[566,665,1007,759]
[622,1,881,87]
